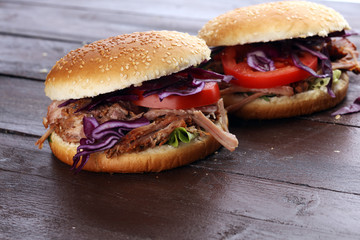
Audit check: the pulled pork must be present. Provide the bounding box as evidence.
[330,38,360,73]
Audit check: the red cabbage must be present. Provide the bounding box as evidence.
[320,47,335,98]
[75,89,138,112]
[57,99,77,108]
[57,89,138,111]
[328,30,358,38]
[294,43,328,60]
[331,97,360,116]
[71,116,150,173]
[247,50,275,72]
[292,40,335,97]
[157,80,205,100]
[184,67,233,83]
[137,67,233,101]
[291,52,328,78]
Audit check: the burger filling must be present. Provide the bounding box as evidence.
[203,31,360,112]
[36,67,238,172]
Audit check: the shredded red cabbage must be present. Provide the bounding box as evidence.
[71,116,150,173]
[275,39,334,97]
[135,67,233,101]
[331,97,360,116]
[294,43,328,60]
[242,44,280,72]
[328,30,358,38]
[291,44,335,97]
[291,52,328,78]
[247,50,275,72]
[57,89,138,111]
[76,89,138,112]
[58,99,77,108]
[320,46,335,98]
[186,67,233,83]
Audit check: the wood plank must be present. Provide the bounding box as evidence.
[4,0,272,20]
[6,0,360,29]
[0,34,82,80]
[0,76,50,136]
[198,118,360,194]
[0,1,204,42]
[2,1,360,239]
[2,0,359,43]
[1,133,360,239]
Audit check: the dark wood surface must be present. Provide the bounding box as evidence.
[1,0,360,239]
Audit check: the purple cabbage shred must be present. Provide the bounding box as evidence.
[136,67,233,101]
[331,97,360,116]
[247,50,275,72]
[71,116,150,173]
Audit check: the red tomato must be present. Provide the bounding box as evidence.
[132,82,220,109]
[221,46,318,88]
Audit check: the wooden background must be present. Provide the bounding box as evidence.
[1,0,360,239]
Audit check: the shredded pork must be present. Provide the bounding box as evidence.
[330,38,360,73]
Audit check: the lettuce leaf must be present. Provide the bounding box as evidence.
[310,69,341,90]
[168,127,196,147]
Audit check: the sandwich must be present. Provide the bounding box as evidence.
[36,30,238,173]
[198,1,360,119]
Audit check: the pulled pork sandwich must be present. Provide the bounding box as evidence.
[198,1,360,119]
[36,31,238,173]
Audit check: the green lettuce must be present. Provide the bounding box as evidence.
[310,69,341,90]
[168,127,196,147]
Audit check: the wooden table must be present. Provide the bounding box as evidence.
[1,0,360,239]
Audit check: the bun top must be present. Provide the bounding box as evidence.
[45,31,210,100]
[198,1,350,47]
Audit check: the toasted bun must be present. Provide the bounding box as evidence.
[45,31,210,100]
[198,1,350,46]
[223,73,349,119]
[49,131,221,173]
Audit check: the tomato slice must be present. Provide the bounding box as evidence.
[221,46,318,88]
[132,82,220,109]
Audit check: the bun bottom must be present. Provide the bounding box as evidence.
[223,73,349,119]
[49,132,221,173]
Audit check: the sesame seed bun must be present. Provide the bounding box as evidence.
[223,72,349,119]
[45,31,211,100]
[198,1,350,46]
[49,129,221,173]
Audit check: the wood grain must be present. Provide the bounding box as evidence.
[1,0,360,239]
[0,34,81,80]
[0,1,204,42]
[1,132,360,239]
[0,76,50,135]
